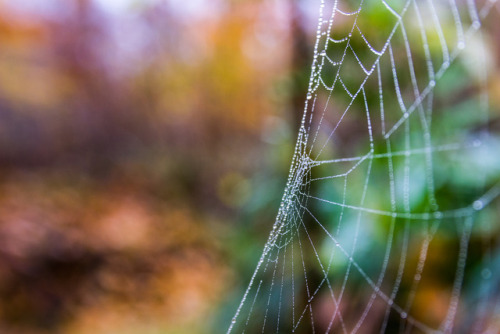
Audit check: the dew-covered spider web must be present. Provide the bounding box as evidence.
[228,0,500,333]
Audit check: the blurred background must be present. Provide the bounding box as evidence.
[0,0,499,333]
[0,0,310,333]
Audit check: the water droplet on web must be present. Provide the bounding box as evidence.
[457,41,465,50]
[403,113,409,119]
[429,80,435,87]
[320,50,326,57]
[401,312,407,319]
[306,93,312,100]
[473,200,484,211]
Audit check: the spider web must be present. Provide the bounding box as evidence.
[228,0,500,333]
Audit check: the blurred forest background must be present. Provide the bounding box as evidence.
[0,0,499,334]
[0,0,308,333]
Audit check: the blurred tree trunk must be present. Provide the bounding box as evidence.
[290,0,311,128]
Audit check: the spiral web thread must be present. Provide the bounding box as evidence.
[228,0,500,333]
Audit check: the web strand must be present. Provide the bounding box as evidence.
[227,0,500,333]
